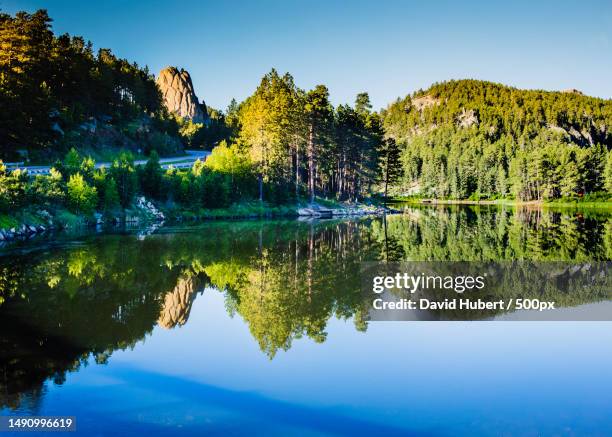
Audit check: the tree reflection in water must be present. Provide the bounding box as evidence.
[0,205,610,409]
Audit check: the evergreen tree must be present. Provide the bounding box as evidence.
[110,151,138,207]
[379,137,403,203]
[355,92,372,116]
[238,69,302,202]
[606,150,612,194]
[382,80,612,200]
[140,151,163,200]
[304,85,332,203]
[0,9,166,158]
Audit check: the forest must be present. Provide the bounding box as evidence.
[382,80,612,200]
[0,10,182,161]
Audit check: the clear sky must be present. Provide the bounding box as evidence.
[2,0,611,110]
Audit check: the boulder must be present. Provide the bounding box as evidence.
[135,196,164,222]
[156,67,207,123]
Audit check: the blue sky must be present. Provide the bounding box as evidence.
[2,0,611,110]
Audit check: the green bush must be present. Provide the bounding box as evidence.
[204,141,257,201]
[161,167,181,203]
[93,169,121,212]
[67,173,98,215]
[0,163,28,213]
[110,151,138,208]
[102,178,121,212]
[139,151,163,200]
[28,168,66,207]
[200,169,231,208]
[146,131,181,156]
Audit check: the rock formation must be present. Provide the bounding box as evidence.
[411,95,439,111]
[158,276,200,329]
[562,88,584,95]
[156,67,207,123]
[456,108,479,128]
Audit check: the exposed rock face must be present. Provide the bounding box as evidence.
[158,276,200,329]
[456,108,479,128]
[562,88,583,95]
[548,123,596,146]
[411,95,439,111]
[156,67,206,123]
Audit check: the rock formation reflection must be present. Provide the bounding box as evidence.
[0,206,610,409]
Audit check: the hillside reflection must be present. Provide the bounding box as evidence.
[1,205,611,409]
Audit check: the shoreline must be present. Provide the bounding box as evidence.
[392,198,612,209]
[0,200,394,247]
[1,198,610,248]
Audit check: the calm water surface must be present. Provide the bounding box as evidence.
[1,206,611,436]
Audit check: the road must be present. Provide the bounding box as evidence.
[6,150,211,175]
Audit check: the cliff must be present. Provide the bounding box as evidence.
[156,67,207,123]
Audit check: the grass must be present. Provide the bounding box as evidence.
[543,200,612,209]
[0,214,19,229]
[543,192,612,209]
[0,210,47,230]
[389,194,611,209]
[55,209,88,228]
[166,202,299,220]
[167,196,373,221]
[169,195,386,221]
[309,197,341,208]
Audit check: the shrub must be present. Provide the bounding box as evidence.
[67,173,98,215]
[0,163,28,213]
[93,169,121,212]
[205,141,256,201]
[146,131,181,156]
[162,167,181,203]
[139,151,163,199]
[28,168,65,207]
[101,177,121,212]
[200,169,230,208]
[110,151,138,207]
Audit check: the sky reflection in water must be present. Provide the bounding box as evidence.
[1,206,611,435]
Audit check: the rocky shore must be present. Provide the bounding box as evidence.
[0,197,165,245]
[0,223,50,241]
[0,199,398,247]
[297,203,400,218]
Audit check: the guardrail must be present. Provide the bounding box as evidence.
[5,161,25,168]
[3,150,209,177]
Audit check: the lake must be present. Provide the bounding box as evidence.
[1,205,611,435]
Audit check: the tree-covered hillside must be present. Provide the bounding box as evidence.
[382,80,612,200]
[0,10,182,161]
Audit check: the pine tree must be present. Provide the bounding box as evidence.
[605,150,612,194]
[304,85,332,203]
[379,137,403,203]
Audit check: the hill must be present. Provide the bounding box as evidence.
[382,80,612,200]
[0,10,183,163]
